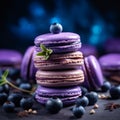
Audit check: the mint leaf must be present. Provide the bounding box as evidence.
[0,70,9,86]
[37,52,46,56]
[45,55,49,60]
[1,69,9,79]
[37,44,53,60]
[47,49,53,54]
[40,44,47,51]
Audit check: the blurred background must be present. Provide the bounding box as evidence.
[0,0,120,56]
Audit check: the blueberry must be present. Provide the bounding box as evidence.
[3,101,15,112]
[0,84,10,94]
[8,92,23,107]
[20,97,34,110]
[80,86,88,96]
[0,93,8,105]
[76,96,89,107]
[101,81,111,92]
[46,97,63,114]
[19,83,32,91]
[72,106,85,118]
[8,68,20,78]
[50,23,63,34]
[109,86,120,99]
[85,92,98,105]
[15,78,23,86]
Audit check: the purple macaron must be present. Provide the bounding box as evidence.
[35,85,81,106]
[80,44,98,57]
[0,49,23,69]
[82,55,104,90]
[21,46,37,82]
[104,38,120,53]
[34,32,81,54]
[99,53,120,83]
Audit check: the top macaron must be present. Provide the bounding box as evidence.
[34,23,81,54]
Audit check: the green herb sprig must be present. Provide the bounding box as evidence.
[37,44,53,60]
[0,70,35,95]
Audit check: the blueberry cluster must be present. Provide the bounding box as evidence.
[72,89,98,118]
[71,81,120,118]
[0,71,34,113]
[44,80,120,118]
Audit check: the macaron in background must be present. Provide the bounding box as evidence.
[82,55,104,90]
[35,85,82,106]
[104,38,120,53]
[0,49,23,78]
[99,53,120,83]
[21,46,37,82]
[0,49,22,69]
[80,44,98,57]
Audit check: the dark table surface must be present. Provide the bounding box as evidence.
[0,92,120,120]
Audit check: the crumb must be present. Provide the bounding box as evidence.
[28,109,33,113]
[104,102,120,111]
[90,109,95,114]
[25,110,28,113]
[17,109,38,117]
[99,94,108,99]
[32,110,37,114]
[101,94,106,98]
[17,111,28,117]
[93,104,99,109]
[98,94,101,99]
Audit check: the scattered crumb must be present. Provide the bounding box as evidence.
[17,109,38,117]
[32,110,37,114]
[28,109,33,113]
[25,110,28,113]
[90,109,95,114]
[101,94,106,98]
[17,111,28,117]
[98,94,101,99]
[104,102,120,111]
[98,94,109,99]
[93,104,99,109]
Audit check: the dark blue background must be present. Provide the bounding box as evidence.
[0,0,120,54]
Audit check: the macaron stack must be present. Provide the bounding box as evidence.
[33,23,84,106]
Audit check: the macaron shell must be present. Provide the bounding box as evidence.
[29,57,36,81]
[34,32,80,46]
[0,49,22,67]
[85,55,104,89]
[34,51,84,70]
[99,54,120,70]
[80,44,98,57]
[21,46,35,81]
[104,38,120,53]
[36,69,84,87]
[35,86,81,97]
[35,86,81,106]
[35,43,81,53]
[81,64,91,90]
[35,95,79,106]
[34,32,81,53]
